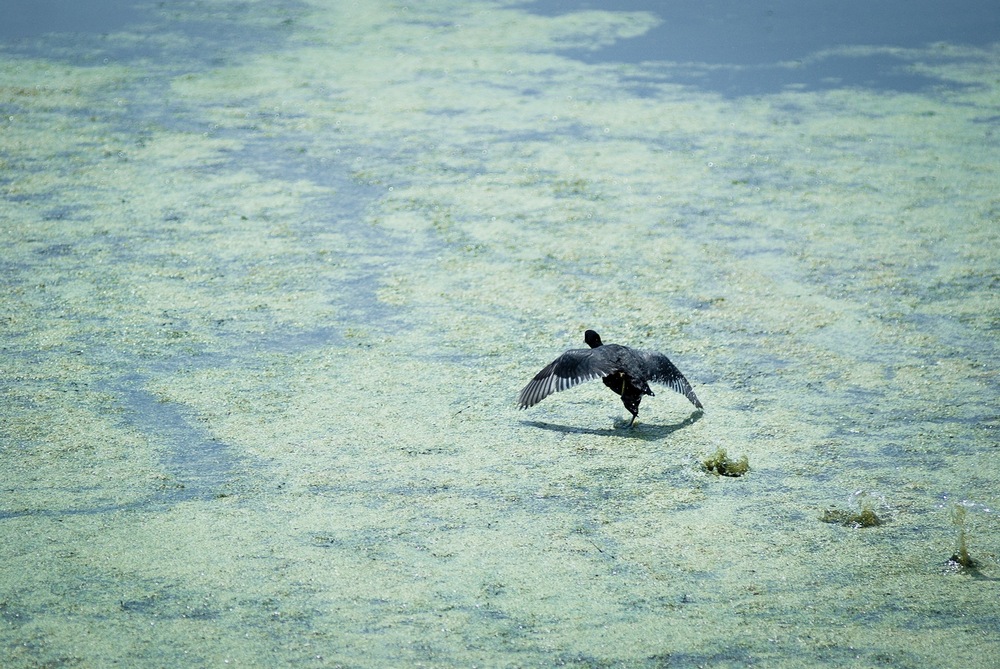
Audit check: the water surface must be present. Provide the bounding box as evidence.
[2,1,998,666]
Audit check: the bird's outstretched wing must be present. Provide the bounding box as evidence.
[638,351,703,409]
[517,348,614,409]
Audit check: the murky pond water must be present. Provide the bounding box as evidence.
[2,1,998,667]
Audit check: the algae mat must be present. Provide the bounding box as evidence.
[2,1,998,667]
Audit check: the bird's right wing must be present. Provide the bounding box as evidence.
[517,348,612,409]
[639,351,704,409]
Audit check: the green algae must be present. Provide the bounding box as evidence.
[821,491,886,529]
[702,448,750,477]
[1,1,999,668]
[821,507,882,529]
[946,503,977,570]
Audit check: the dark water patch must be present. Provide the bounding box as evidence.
[629,54,976,99]
[194,136,415,335]
[251,324,344,354]
[117,590,222,621]
[527,0,997,96]
[33,241,75,257]
[903,312,1000,370]
[0,600,32,626]
[40,205,88,223]
[0,0,146,40]
[972,115,1000,125]
[1,0,308,73]
[103,374,243,502]
[0,497,167,520]
[335,273,406,333]
[305,478,529,515]
[843,384,888,405]
[819,431,954,475]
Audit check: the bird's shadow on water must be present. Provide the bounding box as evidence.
[521,409,703,441]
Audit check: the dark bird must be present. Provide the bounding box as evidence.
[517,330,703,426]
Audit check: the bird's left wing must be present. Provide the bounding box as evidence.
[517,348,613,409]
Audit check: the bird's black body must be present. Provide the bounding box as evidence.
[518,330,702,426]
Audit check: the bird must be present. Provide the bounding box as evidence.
[517,330,703,427]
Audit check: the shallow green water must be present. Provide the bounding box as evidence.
[2,1,998,667]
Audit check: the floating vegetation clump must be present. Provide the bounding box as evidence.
[946,502,977,570]
[702,449,750,477]
[820,507,882,528]
[821,491,884,528]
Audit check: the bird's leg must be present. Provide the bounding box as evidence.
[620,387,642,428]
